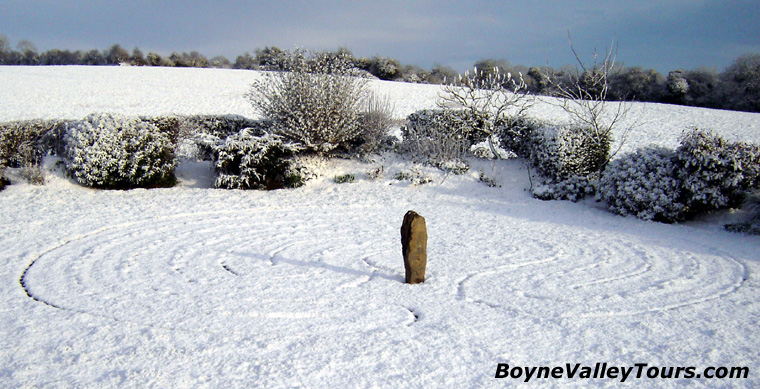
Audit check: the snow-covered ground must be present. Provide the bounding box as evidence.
[1,66,759,387]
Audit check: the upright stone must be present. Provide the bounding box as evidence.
[401,210,427,284]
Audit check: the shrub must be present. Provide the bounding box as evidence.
[724,190,760,235]
[333,174,355,184]
[400,114,470,169]
[400,109,486,168]
[178,115,266,160]
[247,49,368,154]
[393,168,432,185]
[209,128,304,190]
[498,116,541,158]
[181,115,262,139]
[478,172,501,188]
[438,67,532,159]
[402,109,485,144]
[676,129,760,215]
[0,167,7,190]
[545,38,633,171]
[141,116,182,143]
[1,119,69,184]
[1,120,51,168]
[597,146,686,222]
[63,113,177,189]
[532,176,596,202]
[527,123,610,182]
[343,92,396,155]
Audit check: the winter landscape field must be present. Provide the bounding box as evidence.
[1,65,759,387]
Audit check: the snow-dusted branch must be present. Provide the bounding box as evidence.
[545,35,638,173]
[437,67,533,159]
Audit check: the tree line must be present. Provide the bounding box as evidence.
[1,34,758,113]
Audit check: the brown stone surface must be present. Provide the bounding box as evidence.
[401,210,427,284]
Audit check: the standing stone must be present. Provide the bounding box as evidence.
[401,210,427,284]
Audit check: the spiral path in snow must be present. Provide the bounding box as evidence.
[21,204,746,336]
[20,208,414,336]
[457,225,746,318]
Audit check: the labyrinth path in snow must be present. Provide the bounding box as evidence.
[457,225,746,318]
[21,203,746,335]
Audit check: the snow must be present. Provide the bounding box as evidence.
[1,66,760,387]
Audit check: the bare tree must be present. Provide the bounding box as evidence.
[546,34,637,173]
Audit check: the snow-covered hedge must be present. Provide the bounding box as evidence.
[209,128,304,190]
[178,116,271,161]
[181,115,263,139]
[0,119,66,168]
[63,113,177,189]
[676,128,760,214]
[400,110,471,170]
[402,109,486,144]
[597,146,687,222]
[1,119,70,185]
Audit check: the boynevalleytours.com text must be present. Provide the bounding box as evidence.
[495,362,749,383]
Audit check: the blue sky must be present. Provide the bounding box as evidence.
[1,0,758,72]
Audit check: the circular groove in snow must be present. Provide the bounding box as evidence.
[20,208,412,335]
[459,228,745,318]
[20,204,746,336]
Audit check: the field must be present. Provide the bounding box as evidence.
[1,66,759,387]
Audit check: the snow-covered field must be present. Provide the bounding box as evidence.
[1,66,759,387]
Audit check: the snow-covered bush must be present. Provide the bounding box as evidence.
[345,92,396,155]
[527,123,610,182]
[400,110,471,169]
[394,168,433,185]
[1,120,48,168]
[403,109,486,144]
[676,128,760,214]
[247,49,368,154]
[180,115,269,161]
[333,173,355,184]
[141,116,182,143]
[63,113,177,189]
[746,190,760,223]
[725,190,760,235]
[1,119,69,184]
[182,115,262,139]
[546,39,634,172]
[498,116,541,158]
[597,146,687,222]
[209,128,304,190]
[532,176,596,202]
[438,67,532,159]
